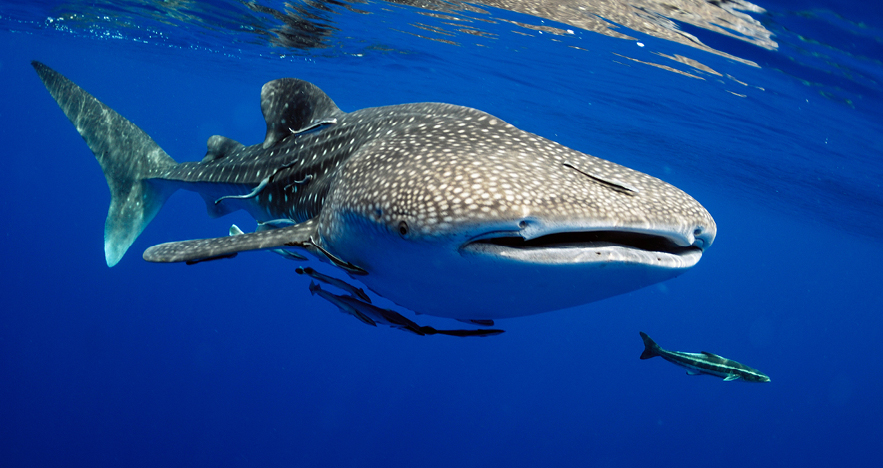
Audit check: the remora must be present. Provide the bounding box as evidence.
[639,332,770,382]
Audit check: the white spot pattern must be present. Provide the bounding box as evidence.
[153,86,713,250]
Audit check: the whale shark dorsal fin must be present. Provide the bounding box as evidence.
[260,78,344,149]
[142,218,320,264]
[203,135,244,162]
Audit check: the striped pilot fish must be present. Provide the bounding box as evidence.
[639,332,770,382]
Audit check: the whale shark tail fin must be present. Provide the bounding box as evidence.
[639,332,662,360]
[32,61,178,267]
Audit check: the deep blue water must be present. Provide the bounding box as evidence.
[1,1,881,467]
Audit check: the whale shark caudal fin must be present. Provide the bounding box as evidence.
[639,331,663,360]
[32,61,178,267]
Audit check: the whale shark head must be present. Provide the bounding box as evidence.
[318,103,715,319]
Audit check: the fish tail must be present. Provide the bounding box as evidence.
[639,331,662,359]
[32,61,178,267]
[308,281,320,295]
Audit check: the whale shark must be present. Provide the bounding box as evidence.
[33,61,716,325]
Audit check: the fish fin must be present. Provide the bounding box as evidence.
[231,224,308,260]
[274,249,308,261]
[352,287,372,304]
[202,135,244,162]
[260,78,345,148]
[456,319,495,327]
[185,253,237,265]
[296,266,371,300]
[258,219,297,230]
[700,351,728,364]
[143,218,319,263]
[33,61,178,267]
[723,374,741,381]
[686,369,702,376]
[423,327,505,337]
[351,310,377,327]
[639,331,662,360]
[397,324,426,336]
[310,282,377,327]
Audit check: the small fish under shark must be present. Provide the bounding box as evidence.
[308,282,504,337]
[33,61,716,333]
[639,332,770,382]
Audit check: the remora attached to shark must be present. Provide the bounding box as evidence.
[33,61,716,323]
[639,332,770,382]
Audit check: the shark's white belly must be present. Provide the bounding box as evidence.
[329,230,698,319]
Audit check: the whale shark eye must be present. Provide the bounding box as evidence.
[398,221,409,237]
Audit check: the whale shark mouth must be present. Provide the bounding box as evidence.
[460,230,703,268]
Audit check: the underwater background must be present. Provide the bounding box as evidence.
[1,1,881,466]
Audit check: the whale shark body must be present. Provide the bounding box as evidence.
[33,61,716,329]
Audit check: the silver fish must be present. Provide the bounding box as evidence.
[639,332,770,382]
[308,282,503,337]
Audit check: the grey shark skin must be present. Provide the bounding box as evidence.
[639,332,770,382]
[33,61,716,321]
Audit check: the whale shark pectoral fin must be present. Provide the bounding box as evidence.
[143,218,320,264]
[230,224,308,261]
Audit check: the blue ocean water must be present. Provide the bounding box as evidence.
[1,1,881,466]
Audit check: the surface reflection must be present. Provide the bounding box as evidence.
[42,0,774,65]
